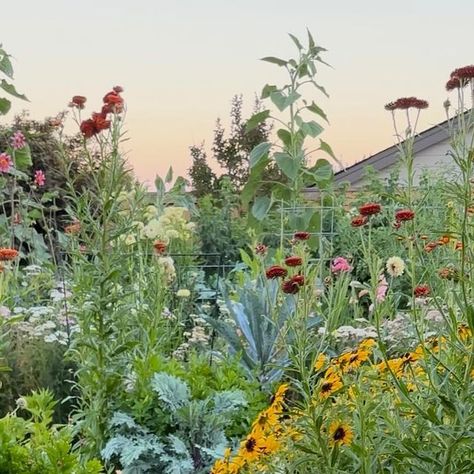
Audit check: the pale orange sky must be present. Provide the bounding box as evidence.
[2,0,473,187]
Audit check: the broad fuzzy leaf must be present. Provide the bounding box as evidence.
[151,373,191,411]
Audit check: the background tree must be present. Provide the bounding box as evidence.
[188,94,275,196]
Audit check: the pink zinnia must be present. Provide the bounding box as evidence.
[11,131,26,150]
[376,275,388,302]
[34,170,46,187]
[0,153,13,173]
[330,257,352,274]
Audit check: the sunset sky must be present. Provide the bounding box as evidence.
[2,0,474,187]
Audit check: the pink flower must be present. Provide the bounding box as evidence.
[376,275,388,302]
[0,153,13,173]
[11,131,26,150]
[330,257,352,274]
[34,170,46,187]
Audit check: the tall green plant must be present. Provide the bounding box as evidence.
[243,31,339,236]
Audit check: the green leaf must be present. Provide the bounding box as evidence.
[308,158,333,185]
[12,144,32,171]
[307,29,316,50]
[249,142,271,168]
[288,33,303,50]
[261,56,288,67]
[0,80,28,101]
[319,139,344,168]
[277,129,292,149]
[0,53,13,78]
[245,110,270,133]
[0,97,11,115]
[270,91,301,112]
[307,102,329,123]
[299,120,324,138]
[251,196,272,221]
[274,152,299,180]
[155,175,165,198]
[261,84,277,99]
[241,156,269,207]
[165,167,173,184]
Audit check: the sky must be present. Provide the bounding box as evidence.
[2,0,474,187]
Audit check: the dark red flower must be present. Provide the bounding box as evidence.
[450,65,474,81]
[255,243,268,255]
[293,231,310,241]
[351,215,368,227]
[414,284,430,298]
[395,209,415,222]
[359,202,381,216]
[80,119,96,138]
[285,256,303,267]
[282,278,300,294]
[92,113,111,132]
[446,77,461,91]
[103,90,124,112]
[291,274,305,286]
[384,97,429,111]
[265,265,288,279]
[70,95,87,109]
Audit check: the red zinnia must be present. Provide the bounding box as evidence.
[351,215,368,227]
[414,284,430,298]
[446,77,461,91]
[384,97,429,111]
[103,90,124,112]
[70,95,87,109]
[80,119,96,138]
[395,209,415,222]
[285,256,303,267]
[0,248,19,261]
[359,202,381,216]
[265,265,288,279]
[282,278,300,294]
[291,274,305,286]
[92,112,111,132]
[293,231,310,241]
[450,65,474,81]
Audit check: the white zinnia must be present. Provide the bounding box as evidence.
[386,256,405,277]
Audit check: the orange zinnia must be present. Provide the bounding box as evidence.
[0,248,19,261]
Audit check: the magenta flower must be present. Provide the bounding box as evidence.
[0,153,13,173]
[11,131,26,150]
[34,170,46,187]
[330,257,352,274]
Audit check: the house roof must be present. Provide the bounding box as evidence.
[333,114,454,186]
